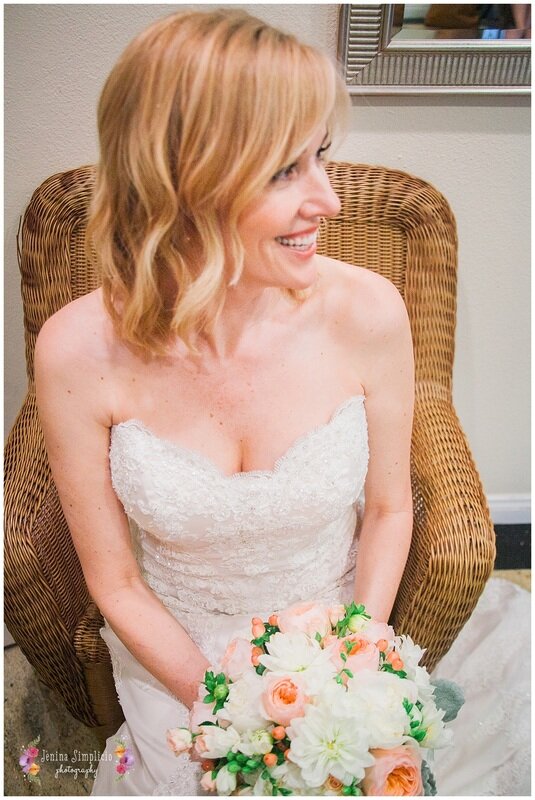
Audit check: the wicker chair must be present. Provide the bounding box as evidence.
[5,163,496,744]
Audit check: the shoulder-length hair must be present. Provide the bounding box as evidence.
[87,8,349,355]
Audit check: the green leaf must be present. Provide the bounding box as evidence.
[343,668,354,678]
[215,673,226,684]
[203,694,215,704]
[315,632,322,642]
[227,761,241,773]
[430,678,465,723]
[340,651,347,662]
[421,761,438,796]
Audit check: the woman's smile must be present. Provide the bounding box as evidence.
[237,128,340,288]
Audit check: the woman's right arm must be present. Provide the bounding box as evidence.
[34,307,210,709]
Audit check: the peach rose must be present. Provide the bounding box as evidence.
[193,734,209,756]
[277,601,332,638]
[361,619,395,645]
[324,634,380,679]
[221,637,253,680]
[362,745,423,796]
[28,763,40,777]
[189,699,218,733]
[200,771,217,791]
[324,774,344,794]
[327,604,346,627]
[261,674,309,727]
[166,727,193,756]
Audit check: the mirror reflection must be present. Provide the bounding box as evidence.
[392,4,531,41]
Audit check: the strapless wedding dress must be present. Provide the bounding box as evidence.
[91,396,530,796]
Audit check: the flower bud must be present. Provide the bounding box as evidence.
[347,614,365,633]
[213,684,229,701]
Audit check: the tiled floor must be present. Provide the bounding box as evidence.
[4,570,531,796]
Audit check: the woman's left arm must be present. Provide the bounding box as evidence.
[351,275,415,622]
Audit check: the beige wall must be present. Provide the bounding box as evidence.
[5,4,530,513]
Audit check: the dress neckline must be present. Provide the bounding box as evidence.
[111,394,366,480]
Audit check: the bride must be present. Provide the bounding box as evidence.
[34,9,529,797]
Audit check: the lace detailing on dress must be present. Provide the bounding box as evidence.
[109,395,368,617]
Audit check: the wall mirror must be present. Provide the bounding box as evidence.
[338,4,531,94]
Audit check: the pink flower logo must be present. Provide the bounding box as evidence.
[19,736,41,784]
[114,737,135,780]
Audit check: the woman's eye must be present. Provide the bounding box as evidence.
[316,143,332,162]
[271,162,298,182]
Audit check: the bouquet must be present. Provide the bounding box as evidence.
[167,601,463,795]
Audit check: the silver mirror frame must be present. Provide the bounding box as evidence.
[338,5,531,95]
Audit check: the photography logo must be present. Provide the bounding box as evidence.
[18,734,133,783]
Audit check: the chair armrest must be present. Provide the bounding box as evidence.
[391,394,496,671]
[4,389,99,726]
[74,602,125,740]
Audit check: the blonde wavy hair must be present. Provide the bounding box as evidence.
[87,8,349,355]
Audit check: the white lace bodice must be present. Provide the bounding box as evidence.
[94,392,532,797]
[109,395,368,619]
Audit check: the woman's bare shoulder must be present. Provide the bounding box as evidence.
[35,288,113,367]
[35,289,119,426]
[316,255,408,340]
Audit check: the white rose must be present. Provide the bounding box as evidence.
[259,632,337,694]
[347,670,418,748]
[252,775,271,796]
[238,728,273,757]
[216,672,265,734]
[216,765,238,795]
[166,727,193,756]
[272,760,308,792]
[199,724,241,759]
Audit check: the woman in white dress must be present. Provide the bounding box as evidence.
[34,9,529,796]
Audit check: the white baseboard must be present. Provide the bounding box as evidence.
[487,494,531,525]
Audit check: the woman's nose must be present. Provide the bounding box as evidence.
[300,166,341,219]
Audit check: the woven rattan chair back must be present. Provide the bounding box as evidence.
[5,163,495,737]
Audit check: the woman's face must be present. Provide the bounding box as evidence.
[235,127,341,292]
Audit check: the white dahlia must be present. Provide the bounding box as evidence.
[420,698,454,749]
[394,634,434,702]
[287,703,374,787]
